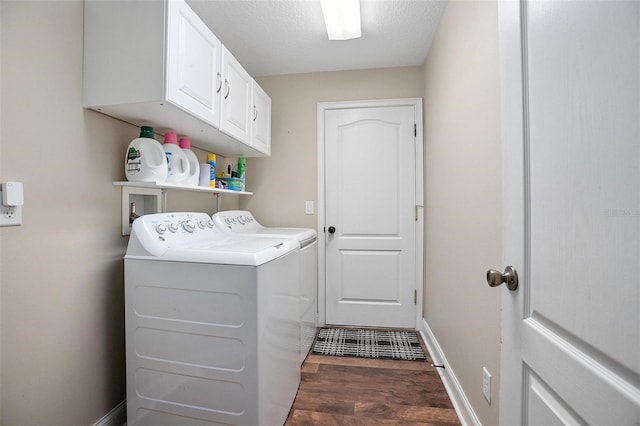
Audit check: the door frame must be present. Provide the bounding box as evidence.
[498,1,526,422]
[316,98,424,329]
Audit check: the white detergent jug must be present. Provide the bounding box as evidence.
[163,132,189,184]
[179,138,200,187]
[125,126,168,183]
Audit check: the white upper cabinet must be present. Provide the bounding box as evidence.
[251,81,272,156]
[83,0,270,158]
[219,47,253,144]
[166,0,221,128]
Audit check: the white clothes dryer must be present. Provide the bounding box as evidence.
[212,210,317,364]
[124,212,300,426]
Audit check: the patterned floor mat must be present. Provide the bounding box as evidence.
[311,327,427,361]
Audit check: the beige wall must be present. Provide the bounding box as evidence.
[0,2,226,424]
[423,1,502,425]
[243,67,425,227]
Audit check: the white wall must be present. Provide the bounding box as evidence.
[423,1,502,425]
[0,2,230,424]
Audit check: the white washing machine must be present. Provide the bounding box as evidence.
[212,210,317,364]
[124,212,301,426]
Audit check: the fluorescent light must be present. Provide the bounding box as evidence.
[320,0,361,41]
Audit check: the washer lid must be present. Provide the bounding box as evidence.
[126,212,299,265]
[128,235,299,266]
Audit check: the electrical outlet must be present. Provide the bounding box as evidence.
[482,367,492,405]
[0,205,22,226]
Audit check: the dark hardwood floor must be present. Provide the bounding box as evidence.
[285,350,461,425]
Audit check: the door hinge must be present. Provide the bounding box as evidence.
[415,206,419,221]
[414,123,417,137]
[414,289,417,304]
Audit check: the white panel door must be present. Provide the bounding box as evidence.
[220,47,252,144]
[499,1,639,424]
[166,0,221,128]
[325,106,416,328]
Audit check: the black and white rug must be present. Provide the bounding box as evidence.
[311,327,427,361]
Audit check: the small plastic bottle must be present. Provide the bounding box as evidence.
[237,157,246,180]
[179,138,200,186]
[206,153,217,188]
[125,126,168,183]
[163,132,189,184]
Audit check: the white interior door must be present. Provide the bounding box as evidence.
[324,105,417,328]
[499,1,639,424]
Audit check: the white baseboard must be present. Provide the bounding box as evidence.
[93,400,126,426]
[419,319,481,426]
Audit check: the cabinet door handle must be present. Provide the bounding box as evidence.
[224,80,230,100]
[253,105,258,121]
[216,72,222,94]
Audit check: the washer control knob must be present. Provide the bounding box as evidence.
[182,220,196,233]
[168,223,179,233]
[207,219,215,228]
[198,219,207,229]
[238,216,246,224]
[155,224,167,234]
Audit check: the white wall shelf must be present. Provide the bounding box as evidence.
[114,181,251,236]
[113,181,252,196]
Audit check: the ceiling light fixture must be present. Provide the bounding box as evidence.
[320,0,362,41]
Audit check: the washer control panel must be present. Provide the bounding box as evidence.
[130,212,223,257]
[212,210,261,231]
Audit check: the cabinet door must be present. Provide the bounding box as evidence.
[251,81,271,155]
[220,47,252,144]
[166,0,221,128]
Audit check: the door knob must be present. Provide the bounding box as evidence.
[486,266,518,291]
[327,226,336,234]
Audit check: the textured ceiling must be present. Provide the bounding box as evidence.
[187,0,447,77]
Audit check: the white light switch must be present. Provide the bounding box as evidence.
[305,201,314,215]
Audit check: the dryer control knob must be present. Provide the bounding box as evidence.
[207,220,214,228]
[197,219,207,229]
[155,224,167,234]
[182,220,196,233]
[168,223,179,233]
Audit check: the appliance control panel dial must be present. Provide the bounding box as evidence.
[182,219,196,233]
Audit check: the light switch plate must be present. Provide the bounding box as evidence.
[305,201,314,215]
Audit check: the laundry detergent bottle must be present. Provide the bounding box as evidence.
[125,126,168,183]
[179,137,200,186]
[163,132,190,184]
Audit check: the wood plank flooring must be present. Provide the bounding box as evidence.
[285,348,461,425]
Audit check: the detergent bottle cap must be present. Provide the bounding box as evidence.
[179,138,191,150]
[139,126,154,138]
[164,132,178,144]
